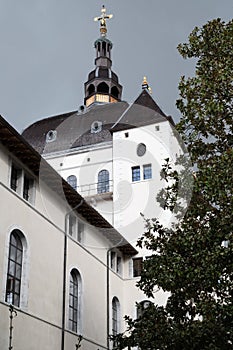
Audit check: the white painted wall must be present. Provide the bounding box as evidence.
[46,143,114,224]
[44,120,182,251]
[112,121,181,248]
[0,142,146,350]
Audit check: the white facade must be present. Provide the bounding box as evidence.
[44,117,181,251]
[0,117,162,350]
[47,142,114,226]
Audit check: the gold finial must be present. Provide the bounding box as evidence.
[142,76,152,94]
[94,5,113,37]
[142,76,148,86]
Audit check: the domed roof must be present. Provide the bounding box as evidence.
[22,90,170,155]
[22,102,128,154]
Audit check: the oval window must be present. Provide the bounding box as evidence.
[137,143,146,157]
[46,130,57,143]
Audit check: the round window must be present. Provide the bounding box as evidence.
[91,121,102,133]
[46,130,57,143]
[137,143,146,157]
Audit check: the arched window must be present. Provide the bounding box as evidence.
[97,170,110,193]
[112,297,120,340]
[67,175,77,190]
[88,84,95,96]
[5,230,23,307]
[97,82,109,94]
[111,86,119,99]
[69,269,81,333]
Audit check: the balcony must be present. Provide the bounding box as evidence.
[76,180,113,199]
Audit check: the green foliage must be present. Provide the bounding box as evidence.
[113,18,233,349]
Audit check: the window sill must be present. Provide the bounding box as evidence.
[132,178,152,184]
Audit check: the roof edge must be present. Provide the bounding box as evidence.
[0,114,137,256]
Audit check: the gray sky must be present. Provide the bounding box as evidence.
[0,0,232,132]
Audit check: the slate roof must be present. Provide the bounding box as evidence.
[22,90,172,155]
[0,114,137,256]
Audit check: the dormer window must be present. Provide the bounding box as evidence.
[46,130,57,143]
[91,121,102,133]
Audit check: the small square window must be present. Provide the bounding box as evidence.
[132,166,140,182]
[143,164,152,180]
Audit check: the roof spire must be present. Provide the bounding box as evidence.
[142,76,152,94]
[94,5,113,37]
[84,6,122,107]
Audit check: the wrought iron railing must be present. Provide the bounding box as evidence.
[75,180,113,197]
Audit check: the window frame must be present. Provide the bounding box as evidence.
[67,214,85,244]
[68,213,77,238]
[10,160,35,204]
[77,221,84,243]
[97,169,110,194]
[131,164,152,182]
[137,143,147,157]
[67,175,77,190]
[23,174,34,201]
[5,230,23,307]
[143,163,152,180]
[110,251,116,270]
[117,256,122,275]
[131,166,141,182]
[133,257,143,277]
[110,251,122,276]
[68,269,81,333]
[112,297,120,339]
[10,164,21,192]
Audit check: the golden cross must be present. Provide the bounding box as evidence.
[94,5,113,37]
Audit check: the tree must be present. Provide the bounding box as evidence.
[113,18,233,349]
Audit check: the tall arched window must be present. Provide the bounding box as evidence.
[112,297,120,338]
[5,230,24,307]
[67,175,77,190]
[69,269,81,333]
[97,169,110,193]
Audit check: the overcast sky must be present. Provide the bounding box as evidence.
[0,0,232,132]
